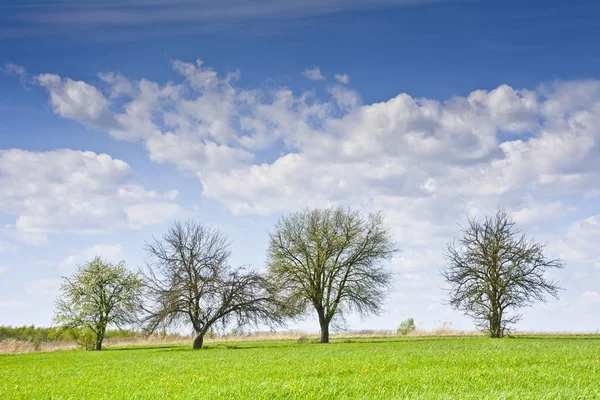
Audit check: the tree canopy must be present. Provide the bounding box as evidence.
[267,207,398,343]
[53,257,143,350]
[141,220,281,349]
[441,208,564,337]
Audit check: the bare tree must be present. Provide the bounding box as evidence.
[441,208,564,338]
[54,257,143,351]
[141,221,280,349]
[267,207,398,343]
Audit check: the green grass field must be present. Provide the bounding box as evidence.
[1,336,599,399]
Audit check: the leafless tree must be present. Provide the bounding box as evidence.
[141,221,281,349]
[267,207,398,343]
[441,208,564,338]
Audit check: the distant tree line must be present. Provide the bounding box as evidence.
[0,325,141,343]
[51,207,564,350]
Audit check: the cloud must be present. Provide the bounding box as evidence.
[198,83,569,216]
[27,59,600,272]
[14,58,600,331]
[328,85,360,109]
[98,72,134,98]
[2,62,27,76]
[553,215,600,265]
[0,149,181,242]
[35,74,118,130]
[302,67,325,81]
[31,63,600,214]
[0,265,8,276]
[511,202,569,225]
[9,1,438,27]
[58,244,126,272]
[334,73,350,84]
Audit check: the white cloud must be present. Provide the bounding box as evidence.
[328,85,360,109]
[393,247,443,272]
[302,67,325,81]
[98,72,134,98]
[14,1,440,28]
[31,62,600,211]
[511,202,568,225]
[146,134,254,174]
[0,265,8,276]
[35,74,116,129]
[0,149,180,242]
[3,63,27,76]
[58,244,126,272]
[553,215,600,264]
[197,80,550,215]
[28,59,600,272]
[334,73,350,84]
[6,57,600,332]
[172,58,223,90]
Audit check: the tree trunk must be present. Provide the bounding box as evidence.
[95,326,105,351]
[489,312,503,338]
[319,316,330,344]
[193,332,204,349]
[95,334,103,351]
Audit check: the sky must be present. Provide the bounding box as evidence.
[1,0,599,334]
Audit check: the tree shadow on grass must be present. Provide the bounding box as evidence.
[105,344,189,352]
[102,334,580,353]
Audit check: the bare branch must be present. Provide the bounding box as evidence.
[140,220,282,349]
[441,208,564,338]
[267,207,398,343]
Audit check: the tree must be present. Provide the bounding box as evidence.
[141,221,280,349]
[397,317,416,335]
[267,207,398,343]
[54,257,143,351]
[441,208,563,338]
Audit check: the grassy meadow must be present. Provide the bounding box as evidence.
[1,335,599,399]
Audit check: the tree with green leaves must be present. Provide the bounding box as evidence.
[267,207,398,343]
[54,257,143,350]
[441,208,564,338]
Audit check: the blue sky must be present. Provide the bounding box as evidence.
[1,0,599,333]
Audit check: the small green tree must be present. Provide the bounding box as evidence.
[397,318,416,335]
[74,327,96,351]
[54,257,143,350]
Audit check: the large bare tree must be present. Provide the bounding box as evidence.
[441,208,564,338]
[54,257,143,351]
[267,207,398,343]
[141,221,280,349]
